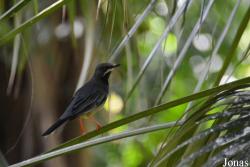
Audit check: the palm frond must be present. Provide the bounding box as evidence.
[126,0,193,100]
[214,5,250,86]
[155,0,215,105]
[0,0,31,21]
[51,77,250,151]
[109,0,157,62]
[8,122,181,167]
[0,0,69,45]
[151,87,250,166]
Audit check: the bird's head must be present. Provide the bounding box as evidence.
[94,63,120,80]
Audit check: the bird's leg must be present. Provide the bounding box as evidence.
[88,115,102,130]
[78,118,86,134]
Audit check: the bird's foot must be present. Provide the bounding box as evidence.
[79,118,86,135]
[95,123,102,131]
[88,115,102,131]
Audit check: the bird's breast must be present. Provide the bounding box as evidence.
[81,105,104,118]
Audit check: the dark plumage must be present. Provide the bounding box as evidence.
[42,63,120,136]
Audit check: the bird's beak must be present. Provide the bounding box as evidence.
[111,64,120,68]
[104,64,120,76]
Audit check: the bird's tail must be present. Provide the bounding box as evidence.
[42,118,67,136]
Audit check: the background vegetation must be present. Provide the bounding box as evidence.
[0,0,250,166]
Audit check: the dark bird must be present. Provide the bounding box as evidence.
[42,63,120,136]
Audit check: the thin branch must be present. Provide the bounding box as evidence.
[126,0,193,100]
[0,0,70,45]
[155,0,215,105]
[75,1,95,91]
[50,77,250,152]
[108,0,157,62]
[0,0,31,21]
[213,5,250,86]
[96,0,102,20]
[9,122,181,167]
[108,0,117,52]
[155,113,250,166]
[226,41,250,83]
[184,0,241,113]
[5,37,34,155]
[7,12,21,95]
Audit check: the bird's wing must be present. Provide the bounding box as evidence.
[60,93,95,119]
[73,92,97,110]
[71,90,107,116]
[96,92,107,106]
[60,79,108,120]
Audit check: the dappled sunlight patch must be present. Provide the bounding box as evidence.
[209,54,223,73]
[104,92,124,114]
[192,33,212,52]
[162,33,178,55]
[219,75,237,85]
[149,17,165,36]
[239,23,250,50]
[155,0,168,16]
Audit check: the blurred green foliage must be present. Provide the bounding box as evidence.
[0,0,250,167]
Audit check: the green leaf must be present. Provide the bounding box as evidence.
[51,76,250,152]
[0,0,31,21]
[8,122,180,167]
[0,0,71,45]
[214,5,250,86]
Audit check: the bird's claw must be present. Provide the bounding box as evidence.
[95,124,102,131]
